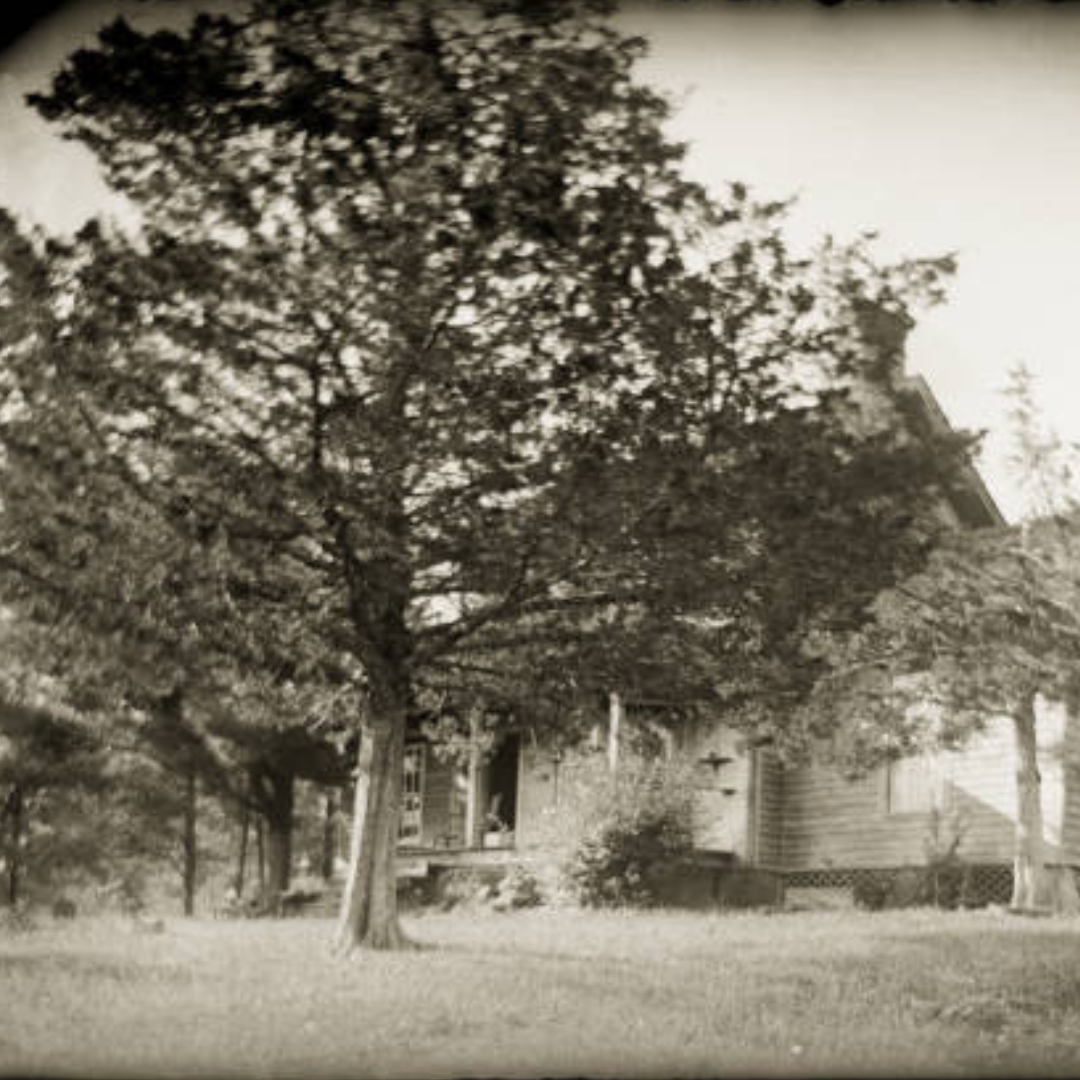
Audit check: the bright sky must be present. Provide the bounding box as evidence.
[3,1,1080,521]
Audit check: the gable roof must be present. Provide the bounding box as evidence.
[896,373,1005,530]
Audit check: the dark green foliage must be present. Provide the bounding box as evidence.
[564,761,694,908]
[0,0,970,944]
[851,873,891,912]
[0,2,961,749]
[0,702,109,906]
[492,864,546,911]
[51,897,77,919]
[852,864,969,912]
[0,624,240,914]
[567,819,684,908]
[924,862,968,910]
[852,813,970,911]
[799,509,1080,778]
[0,904,37,935]
[432,866,507,911]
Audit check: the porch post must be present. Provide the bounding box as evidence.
[746,746,760,866]
[464,717,486,848]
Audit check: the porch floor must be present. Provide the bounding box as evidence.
[397,845,522,869]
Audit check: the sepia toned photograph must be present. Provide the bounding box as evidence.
[1,1,1080,1076]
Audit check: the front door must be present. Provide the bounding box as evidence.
[483,733,520,847]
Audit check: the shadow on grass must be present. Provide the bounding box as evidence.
[880,922,1080,950]
[413,935,645,973]
[0,951,195,983]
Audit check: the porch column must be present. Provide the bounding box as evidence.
[463,720,487,848]
[746,746,760,865]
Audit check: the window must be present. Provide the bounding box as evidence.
[399,744,424,844]
[886,754,948,815]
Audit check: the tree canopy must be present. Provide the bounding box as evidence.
[0,0,966,947]
[794,370,1080,913]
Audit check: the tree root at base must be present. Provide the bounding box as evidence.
[332,922,423,956]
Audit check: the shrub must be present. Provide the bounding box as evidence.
[433,867,505,911]
[492,864,546,911]
[853,809,970,911]
[51,897,77,920]
[853,873,891,911]
[397,875,436,909]
[890,866,931,908]
[0,904,38,935]
[96,871,149,915]
[922,808,968,910]
[561,758,695,908]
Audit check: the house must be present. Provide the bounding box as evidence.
[396,691,1080,907]
[392,318,1080,908]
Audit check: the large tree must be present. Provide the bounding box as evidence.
[0,206,355,912]
[0,0,962,950]
[0,691,107,908]
[809,368,1080,915]
[801,515,1080,913]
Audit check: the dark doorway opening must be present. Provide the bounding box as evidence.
[487,733,520,832]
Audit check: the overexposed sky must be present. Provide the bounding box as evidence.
[628,0,1080,523]
[3,1,1080,520]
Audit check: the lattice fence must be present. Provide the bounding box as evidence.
[784,864,1016,908]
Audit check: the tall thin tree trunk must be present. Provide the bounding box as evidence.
[262,770,294,915]
[7,785,23,908]
[256,817,265,896]
[1011,692,1049,910]
[334,711,412,953]
[322,791,337,882]
[1011,693,1080,914]
[182,765,198,916]
[235,802,250,896]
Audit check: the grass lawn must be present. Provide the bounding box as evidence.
[2,907,1080,1078]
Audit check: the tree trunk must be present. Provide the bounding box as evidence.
[256,817,266,895]
[334,709,411,953]
[7,785,23,907]
[182,765,198,917]
[322,791,337,882]
[262,769,294,915]
[235,802,250,896]
[1010,689,1062,912]
[1010,694,1080,914]
[1011,692,1048,910]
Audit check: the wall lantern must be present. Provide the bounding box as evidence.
[698,751,733,773]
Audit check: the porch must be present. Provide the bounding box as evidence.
[399,731,523,853]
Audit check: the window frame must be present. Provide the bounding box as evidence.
[884,752,949,816]
[399,743,425,846]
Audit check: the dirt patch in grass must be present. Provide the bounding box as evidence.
[2,909,1079,1077]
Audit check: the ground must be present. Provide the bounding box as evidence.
[2,907,1079,1077]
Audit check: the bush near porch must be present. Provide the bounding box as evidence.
[530,755,698,907]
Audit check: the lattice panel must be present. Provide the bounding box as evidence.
[959,864,1014,907]
[785,868,858,891]
[783,864,1016,908]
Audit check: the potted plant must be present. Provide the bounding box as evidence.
[483,810,512,849]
